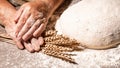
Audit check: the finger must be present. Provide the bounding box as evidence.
[23,41,35,53]
[14,7,24,23]
[31,38,40,52]
[33,18,47,37]
[17,15,35,40]
[38,37,44,46]
[15,9,30,36]
[22,19,44,41]
[33,23,46,37]
[12,38,24,49]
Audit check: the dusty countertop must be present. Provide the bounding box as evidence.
[1,0,120,68]
[1,41,120,68]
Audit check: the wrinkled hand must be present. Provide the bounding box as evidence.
[5,19,24,49]
[14,1,48,41]
[5,19,44,52]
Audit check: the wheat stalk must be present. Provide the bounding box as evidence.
[41,29,84,64]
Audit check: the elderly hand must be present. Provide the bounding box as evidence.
[14,1,48,41]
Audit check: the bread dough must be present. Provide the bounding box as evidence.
[55,0,120,49]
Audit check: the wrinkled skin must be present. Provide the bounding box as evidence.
[15,1,48,41]
[15,0,64,42]
[4,13,44,52]
[0,0,63,52]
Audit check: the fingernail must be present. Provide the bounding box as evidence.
[17,35,22,40]
[18,46,24,50]
[16,41,24,50]
[22,36,27,41]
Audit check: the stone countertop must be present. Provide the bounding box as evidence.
[0,41,120,68]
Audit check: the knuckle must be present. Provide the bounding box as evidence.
[36,12,43,19]
[34,24,39,28]
[24,15,28,20]
[21,18,26,24]
[26,23,32,28]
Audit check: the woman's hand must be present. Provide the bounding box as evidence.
[15,1,48,41]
